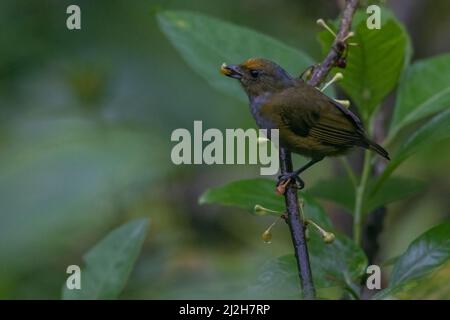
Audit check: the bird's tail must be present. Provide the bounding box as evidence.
[366,139,390,160]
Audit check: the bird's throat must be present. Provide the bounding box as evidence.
[249,93,274,130]
[249,93,269,114]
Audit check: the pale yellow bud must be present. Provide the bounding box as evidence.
[261,229,272,244]
[323,232,335,244]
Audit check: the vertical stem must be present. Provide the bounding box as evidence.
[279,148,315,299]
[280,0,360,299]
[353,149,371,245]
[364,106,390,265]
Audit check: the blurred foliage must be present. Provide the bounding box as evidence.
[309,175,426,214]
[0,0,449,300]
[62,219,149,299]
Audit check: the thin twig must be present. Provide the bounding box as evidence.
[281,0,359,300]
[309,0,359,87]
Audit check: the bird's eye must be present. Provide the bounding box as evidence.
[250,70,260,78]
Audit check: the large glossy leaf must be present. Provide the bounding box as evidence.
[389,54,450,140]
[309,232,367,291]
[63,219,149,299]
[389,221,450,287]
[318,9,409,119]
[157,10,314,103]
[199,178,332,228]
[309,176,426,215]
[250,233,367,298]
[374,109,450,192]
[375,260,450,299]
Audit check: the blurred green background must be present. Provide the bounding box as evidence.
[0,0,449,299]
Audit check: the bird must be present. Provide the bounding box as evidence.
[220,58,389,190]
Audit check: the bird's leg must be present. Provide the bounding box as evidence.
[276,157,324,194]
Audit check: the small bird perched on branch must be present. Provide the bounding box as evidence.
[221,58,389,190]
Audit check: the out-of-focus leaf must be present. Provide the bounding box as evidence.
[157,10,314,103]
[375,260,450,300]
[251,233,367,298]
[199,178,332,228]
[199,178,284,212]
[309,176,354,212]
[364,176,426,214]
[63,219,149,300]
[318,9,409,119]
[381,255,400,267]
[309,176,426,215]
[389,221,450,287]
[374,109,450,192]
[301,193,333,229]
[389,54,450,140]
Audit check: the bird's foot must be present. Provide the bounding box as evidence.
[276,172,305,195]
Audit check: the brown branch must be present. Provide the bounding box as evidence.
[309,0,359,87]
[281,0,359,300]
[280,148,315,299]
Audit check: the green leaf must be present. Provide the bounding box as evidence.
[199,178,284,212]
[375,260,450,299]
[248,254,302,299]
[389,53,450,140]
[389,220,450,287]
[62,218,149,300]
[199,178,332,228]
[318,9,409,119]
[157,10,314,103]
[251,233,367,298]
[309,176,354,212]
[364,176,426,214]
[374,109,450,192]
[309,233,368,291]
[381,255,400,267]
[301,193,333,229]
[309,176,426,215]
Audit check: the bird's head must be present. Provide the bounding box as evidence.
[220,58,294,99]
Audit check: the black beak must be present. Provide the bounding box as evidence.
[220,63,242,79]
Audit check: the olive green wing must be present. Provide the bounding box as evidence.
[266,86,365,147]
